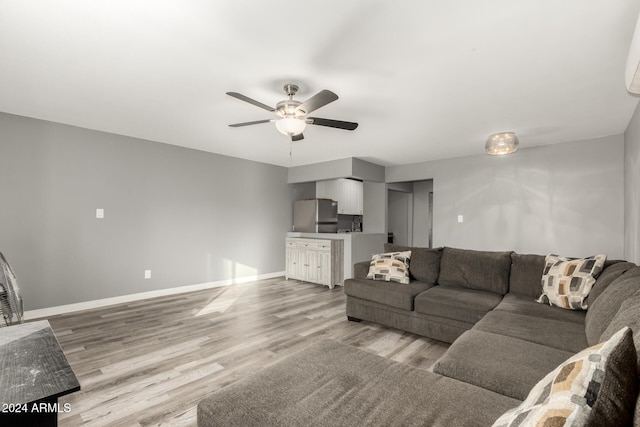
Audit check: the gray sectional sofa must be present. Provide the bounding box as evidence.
[198,245,640,426]
[345,245,640,416]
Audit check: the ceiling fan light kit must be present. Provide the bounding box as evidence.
[485,132,519,156]
[227,83,358,141]
[276,117,307,136]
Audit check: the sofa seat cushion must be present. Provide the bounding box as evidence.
[493,327,638,427]
[473,310,588,353]
[414,285,503,324]
[438,247,513,294]
[433,330,574,401]
[197,339,521,427]
[346,296,472,343]
[495,294,586,325]
[343,278,433,311]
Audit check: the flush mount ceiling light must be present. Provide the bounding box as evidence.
[485,132,519,156]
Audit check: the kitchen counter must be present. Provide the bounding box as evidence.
[286,232,386,280]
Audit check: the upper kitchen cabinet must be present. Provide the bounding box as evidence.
[316,178,363,215]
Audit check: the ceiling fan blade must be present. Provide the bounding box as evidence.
[291,133,304,142]
[228,119,273,127]
[226,92,275,112]
[295,90,339,114]
[308,117,358,131]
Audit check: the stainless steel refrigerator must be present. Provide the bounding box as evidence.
[293,199,338,233]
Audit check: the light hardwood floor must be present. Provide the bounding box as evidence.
[38,277,448,426]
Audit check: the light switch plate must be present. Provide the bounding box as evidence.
[144,270,151,279]
[457,215,464,223]
[96,208,104,219]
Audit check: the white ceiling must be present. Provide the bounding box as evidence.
[1,0,640,167]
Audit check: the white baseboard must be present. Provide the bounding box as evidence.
[24,271,285,320]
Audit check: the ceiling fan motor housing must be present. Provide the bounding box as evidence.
[276,99,304,118]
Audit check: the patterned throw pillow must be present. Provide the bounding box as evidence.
[536,254,606,310]
[366,251,411,284]
[493,326,637,427]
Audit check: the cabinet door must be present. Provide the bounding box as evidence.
[338,179,350,214]
[355,180,363,214]
[305,249,319,284]
[317,250,331,286]
[316,180,339,202]
[286,247,299,280]
[337,179,363,215]
[296,250,309,281]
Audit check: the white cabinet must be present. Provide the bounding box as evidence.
[315,180,338,201]
[316,178,363,215]
[342,178,363,215]
[285,238,344,289]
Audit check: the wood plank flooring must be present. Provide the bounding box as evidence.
[35,277,448,426]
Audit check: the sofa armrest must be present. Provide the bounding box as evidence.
[353,261,371,280]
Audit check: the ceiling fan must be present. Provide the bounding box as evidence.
[227,84,358,142]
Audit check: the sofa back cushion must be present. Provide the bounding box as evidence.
[600,290,640,351]
[384,244,442,285]
[585,266,640,346]
[438,247,513,294]
[587,261,637,307]
[509,253,545,298]
[599,291,640,427]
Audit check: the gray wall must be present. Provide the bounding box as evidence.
[362,181,386,233]
[386,136,625,258]
[624,103,640,264]
[0,113,291,310]
[352,158,385,182]
[412,180,433,247]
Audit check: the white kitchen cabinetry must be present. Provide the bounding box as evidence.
[285,238,344,289]
[316,178,363,215]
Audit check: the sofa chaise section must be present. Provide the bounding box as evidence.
[433,329,575,400]
[197,339,521,427]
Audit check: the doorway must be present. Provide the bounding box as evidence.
[387,180,433,248]
[387,188,413,246]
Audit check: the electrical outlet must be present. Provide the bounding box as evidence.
[457,215,464,223]
[144,270,151,279]
[96,208,104,219]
